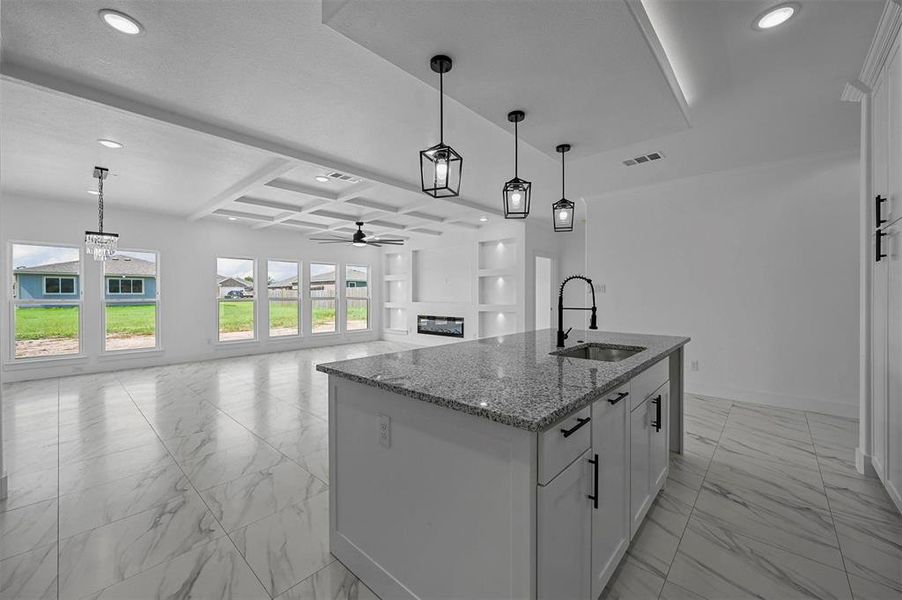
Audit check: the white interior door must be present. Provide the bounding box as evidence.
[535,255,552,331]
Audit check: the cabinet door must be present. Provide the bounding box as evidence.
[650,384,671,492]
[537,449,592,600]
[886,41,901,222]
[886,222,902,495]
[873,229,889,478]
[874,65,890,225]
[630,399,651,539]
[591,393,630,599]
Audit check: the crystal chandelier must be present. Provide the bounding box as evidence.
[85,166,119,261]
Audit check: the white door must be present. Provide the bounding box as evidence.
[537,449,592,600]
[873,229,889,478]
[886,221,902,497]
[630,399,652,539]
[591,390,630,599]
[535,255,552,331]
[649,384,670,492]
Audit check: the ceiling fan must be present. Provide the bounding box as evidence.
[310,221,404,247]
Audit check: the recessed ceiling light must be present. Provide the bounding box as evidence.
[754,3,798,30]
[99,9,144,35]
[228,217,237,221]
[479,216,488,222]
[314,176,330,183]
[97,139,123,149]
[87,190,100,195]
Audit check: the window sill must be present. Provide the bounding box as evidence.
[213,339,261,350]
[3,354,88,369]
[99,348,164,360]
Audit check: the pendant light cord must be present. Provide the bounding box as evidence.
[97,174,105,233]
[514,120,519,178]
[561,151,566,198]
[439,71,444,145]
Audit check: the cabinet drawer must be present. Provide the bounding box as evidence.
[631,358,669,411]
[539,405,592,485]
[595,382,630,417]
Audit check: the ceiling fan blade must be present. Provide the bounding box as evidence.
[311,239,350,244]
[376,240,405,245]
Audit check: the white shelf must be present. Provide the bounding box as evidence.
[477,268,516,277]
[383,327,409,335]
[478,304,518,312]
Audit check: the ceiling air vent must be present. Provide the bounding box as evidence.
[326,171,361,183]
[623,151,664,167]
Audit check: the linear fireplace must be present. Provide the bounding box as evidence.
[417,315,464,338]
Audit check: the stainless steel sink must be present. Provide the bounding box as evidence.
[552,343,646,362]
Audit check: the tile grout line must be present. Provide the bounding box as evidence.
[654,397,733,599]
[805,412,855,600]
[114,374,276,600]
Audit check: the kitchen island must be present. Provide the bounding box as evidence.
[317,329,689,600]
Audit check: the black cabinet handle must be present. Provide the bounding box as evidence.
[608,391,629,405]
[561,416,590,438]
[877,230,888,263]
[877,195,888,227]
[587,453,599,509]
[651,395,662,432]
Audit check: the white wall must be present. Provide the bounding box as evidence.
[1,195,382,382]
[568,152,860,417]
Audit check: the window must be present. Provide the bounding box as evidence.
[108,278,144,294]
[44,277,76,295]
[103,251,159,352]
[310,263,336,333]
[11,243,82,359]
[345,264,370,331]
[217,257,255,341]
[267,260,299,337]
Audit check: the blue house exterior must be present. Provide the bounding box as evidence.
[14,256,157,304]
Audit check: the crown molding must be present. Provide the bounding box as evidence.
[849,0,902,98]
[841,79,871,103]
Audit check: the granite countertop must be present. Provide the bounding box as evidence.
[316,329,690,432]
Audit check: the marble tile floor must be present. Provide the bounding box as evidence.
[0,342,898,599]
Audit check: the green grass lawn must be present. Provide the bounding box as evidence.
[15,302,368,340]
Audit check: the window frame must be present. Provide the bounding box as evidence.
[43,275,77,296]
[216,255,258,344]
[107,277,145,295]
[309,261,338,335]
[101,249,161,355]
[344,263,371,333]
[8,241,85,363]
[266,258,301,339]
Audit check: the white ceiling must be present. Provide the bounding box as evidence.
[323,0,690,158]
[0,0,885,227]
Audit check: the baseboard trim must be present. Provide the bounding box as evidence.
[686,382,858,418]
[856,448,878,477]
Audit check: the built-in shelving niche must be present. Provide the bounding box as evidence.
[383,251,409,334]
[477,237,519,338]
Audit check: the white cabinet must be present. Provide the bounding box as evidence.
[590,385,630,599]
[630,397,652,538]
[537,449,592,600]
[650,384,671,491]
[869,25,902,506]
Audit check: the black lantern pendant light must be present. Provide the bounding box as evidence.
[420,55,462,198]
[552,144,575,232]
[503,110,531,219]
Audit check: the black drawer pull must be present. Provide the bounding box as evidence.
[588,453,599,509]
[608,391,629,405]
[877,195,888,227]
[561,417,590,438]
[877,230,888,263]
[651,395,662,432]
